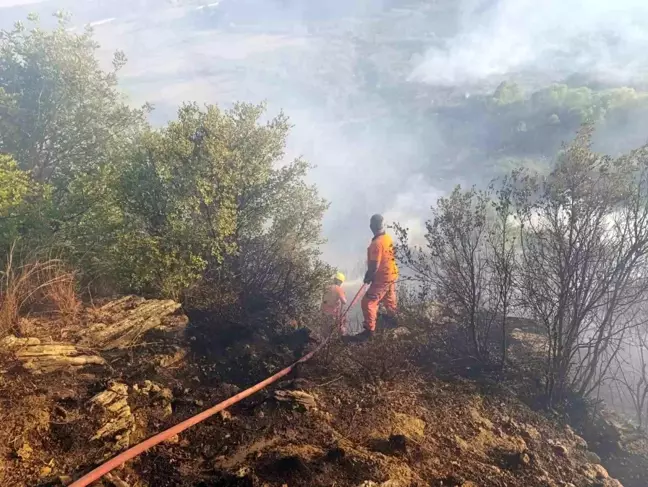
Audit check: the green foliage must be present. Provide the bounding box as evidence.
[398,125,648,404]
[0,16,330,317]
[0,155,30,217]
[0,154,52,250]
[492,81,524,106]
[105,102,327,298]
[434,81,648,176]
[0,14,147,232]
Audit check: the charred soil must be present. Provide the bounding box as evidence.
[0,297,644,487]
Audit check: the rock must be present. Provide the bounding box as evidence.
[89,381,135,451]
[79,297,186,350]
[593,464,609,479]
[536,474,559,487]
[554,444,569,457]
[274,389,317,410]
[4,338,106,374]
[137,380,173,418]
[392,412,426,439]
[389,327,411,339]
[454,435,470,451]
[520,424,541,441]
[602,480,624,487]
[584,450,602,464]
[155,348,188,368]
[40,465,52,477]
[566,425,588,450]
[591,464,609,479]
[1,335,41,347]
[219,410,232,421]
[468,407,494,430]
[581,463,610,480]
[510,436,528,454]
[548,439,568,457]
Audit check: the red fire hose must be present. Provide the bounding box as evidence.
[69,283,368,487]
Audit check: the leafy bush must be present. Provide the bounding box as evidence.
[0,16,329,323]
[396,126,648,406]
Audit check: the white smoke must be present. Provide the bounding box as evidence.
[411,0,648,86]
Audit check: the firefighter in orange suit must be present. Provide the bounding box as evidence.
[320,272,348,338]
[358,214,398,340]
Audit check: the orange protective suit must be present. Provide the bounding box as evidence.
[321,284,346,316]
[361,232,399,331]
[321,283,347,336]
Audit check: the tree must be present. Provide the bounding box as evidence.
[0,154,50,250]
[487,178,517,368]
[492,81,524,106]
[110,102,329,301]
[0,154,31,217]
[611,323,648,430]
[395,186,494,359]
[0,15,330,318]
[0,13,147,246]
[512,128,648,404]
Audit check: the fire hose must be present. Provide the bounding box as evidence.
[69,283,368,487]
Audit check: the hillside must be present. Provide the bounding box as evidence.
[0,297,642,487]
[2,3,648,487]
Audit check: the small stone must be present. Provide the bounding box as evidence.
[194,400,204,407]
[274,389,317,410]
[584,450,602,464]
[219,410,232,421]
[581,463,610,480]
[548,440,568,457]
[40,466,52,477]
[592,464,609,479]
[521,424,541,441]
[604,479,624,487]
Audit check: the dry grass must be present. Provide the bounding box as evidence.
[0,245,80,334]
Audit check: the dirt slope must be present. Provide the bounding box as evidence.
[0,297,642,487]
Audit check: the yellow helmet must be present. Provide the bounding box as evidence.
[334,272,346,283]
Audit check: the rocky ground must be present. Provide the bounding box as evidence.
[0,297,645,487]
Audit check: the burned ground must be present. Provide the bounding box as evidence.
[0,297,644,487]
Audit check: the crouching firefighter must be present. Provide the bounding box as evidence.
[357,214,398,341]
[320,271,348,338]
